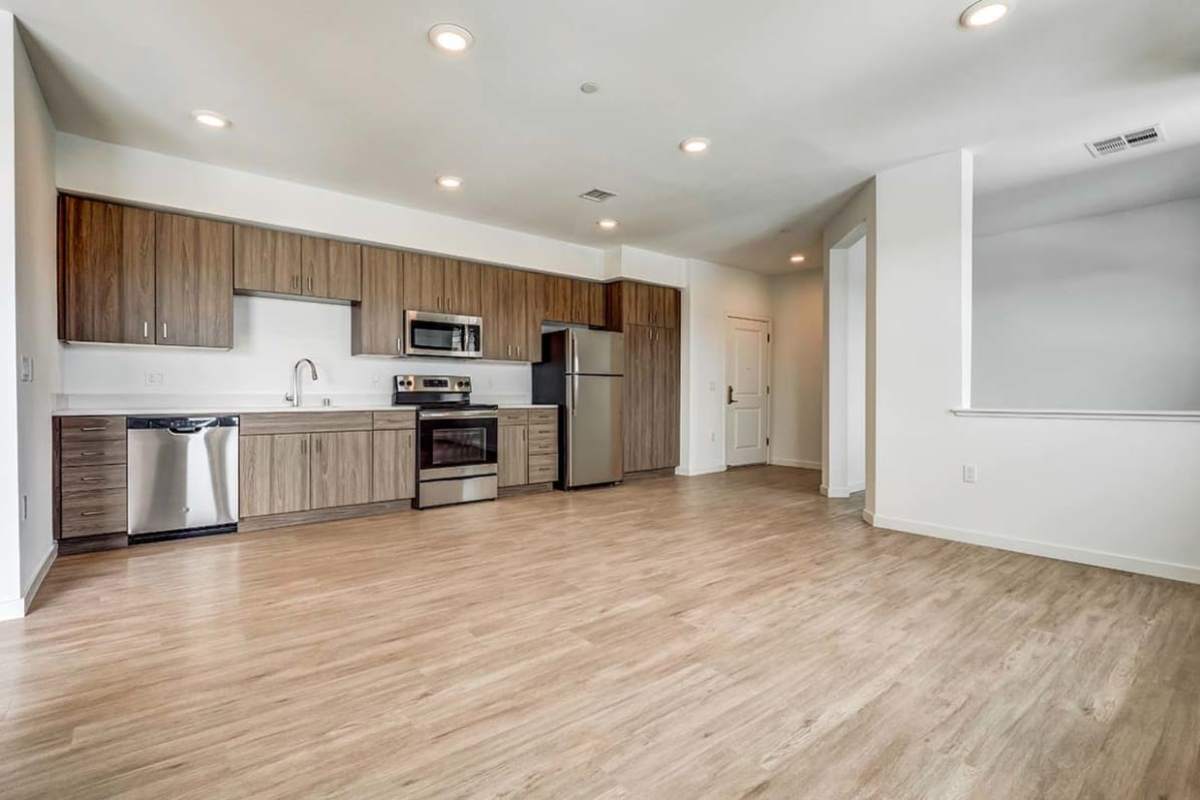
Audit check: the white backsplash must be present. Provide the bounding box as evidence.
[60,295,534,409]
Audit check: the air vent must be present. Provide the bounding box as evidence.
[579,188,617,203]
[1086,125,1164,158]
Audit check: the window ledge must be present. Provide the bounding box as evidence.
[951,408,1200,422]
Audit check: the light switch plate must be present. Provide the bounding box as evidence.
[18,355,33,383]
[962,464,978,484]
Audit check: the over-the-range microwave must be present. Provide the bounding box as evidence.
[405,310,483,358]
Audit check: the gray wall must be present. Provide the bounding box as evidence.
[972,197,1200,410]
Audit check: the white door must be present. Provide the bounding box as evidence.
[724,317,770,466]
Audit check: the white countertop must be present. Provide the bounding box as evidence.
[52,402,557,417]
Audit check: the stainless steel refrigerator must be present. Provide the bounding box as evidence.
[532,329,624,488]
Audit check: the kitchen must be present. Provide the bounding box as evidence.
[53,194,682,553]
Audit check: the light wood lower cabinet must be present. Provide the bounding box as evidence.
[311,431,372,509]
[499,409,558,489]
[271,434,312,514]
[372,429,416,502]
[240,414,413,520]
[498,425,528,488]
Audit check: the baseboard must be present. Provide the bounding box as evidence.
[770,457,821,470]
[1,543,58,621]
[23,543,57,614]
[870,513,1200,585]
[862,509,875,525]
[824,485,853,498]
[677,464,727,477]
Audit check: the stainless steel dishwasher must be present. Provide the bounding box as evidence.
[127,416,239,541]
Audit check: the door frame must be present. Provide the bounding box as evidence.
[723,313,773,469]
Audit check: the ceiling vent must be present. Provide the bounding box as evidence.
[579,188,617,203]
[1086,125,1164,158]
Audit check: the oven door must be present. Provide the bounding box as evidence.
[419,413,498,479]
[406,311,483,358]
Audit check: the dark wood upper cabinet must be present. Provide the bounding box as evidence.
[60,196,156,344]
[525,272,547,363]
[547,275,572,322]
[481,265,527,361]
[404,252,445,312]
[508,269,528,361]
[443,259,482,316]
[302,237,361,302]
[234,224,301,295]
[570,279,595,326]
[588,282,606,327]
[481,265,505,360]
[154,211,233,348]
[352,246,404,356]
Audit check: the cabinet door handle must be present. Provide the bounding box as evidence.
[161,322,168,340]
[301,439,306,455]
[143,321,149,339]
[80,450,102,456]
[80,510,104,517]
[397,337,403,353]
[79,426,107,432]
[315,438,322,455]
[80,476,102,482]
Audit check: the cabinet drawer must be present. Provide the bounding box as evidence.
[373,410,416,430]
[529,422,557,439]
[61,437,127,467]
[61,464,127,494]
[499,409,529,427]
[529,408,557,425]
[529,431,557,454]
[240,411,373,435]
[528,454,558,483]
[60,488,127,538]
[60,416,126,441]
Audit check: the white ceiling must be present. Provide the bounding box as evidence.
[6,0,1200,274]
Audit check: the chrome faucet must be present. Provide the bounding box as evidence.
[285,358,319,407]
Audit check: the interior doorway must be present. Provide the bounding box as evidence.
[724,316,771,467]
[824,230,867,496]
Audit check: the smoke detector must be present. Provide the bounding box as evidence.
[1086,125,1164,158]
[579,188,617,203]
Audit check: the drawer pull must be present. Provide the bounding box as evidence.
[79,426,108,432]
[80,450,102,456]
[80,510,105,517]
[80,477,102,483]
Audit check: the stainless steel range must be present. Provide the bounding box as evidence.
[394,375,498,509]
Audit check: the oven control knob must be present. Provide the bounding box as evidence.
[456,380,467,389]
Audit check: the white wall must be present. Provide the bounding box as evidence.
[821,180,876,508]
[0,12,21,618]
[869,150,1200,584]
[767,267,822,470]
[61,296,533,407]
[845,237,866,490]
[974,197,1200,411]
[57,134,605,280]
[13,18,58,611]
[681,259,772,475]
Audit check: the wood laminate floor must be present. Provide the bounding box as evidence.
[2,467,1198,799]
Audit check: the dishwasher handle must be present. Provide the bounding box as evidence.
[127,415,240,432]
[167,418,218,435]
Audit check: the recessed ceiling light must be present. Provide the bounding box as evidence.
[680,137,711,154]
[436,175,463,190]
[959,0,1010,28]
[428,23,474,52]
[191,110,230,129]
[789,254,806,264]
[597,218,619,230]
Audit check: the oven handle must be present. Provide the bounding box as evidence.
[419,409,498,420]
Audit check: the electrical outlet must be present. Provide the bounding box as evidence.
[18,355,33,383]
[962,464,978,484]
[145,371,165,387]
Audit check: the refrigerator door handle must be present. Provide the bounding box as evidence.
[571,376,577,416]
